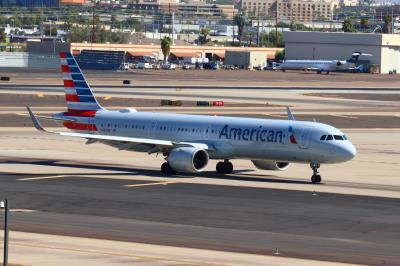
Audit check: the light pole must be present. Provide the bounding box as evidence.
[0,199,8,266]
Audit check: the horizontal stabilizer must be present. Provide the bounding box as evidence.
[26,106,46,132]
[19,112,76,122]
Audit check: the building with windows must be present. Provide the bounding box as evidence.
[241,0,339,22]
[128,1,236,18]
[0,0,59,7]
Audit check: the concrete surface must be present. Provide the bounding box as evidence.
[3,67,400,88]
[8,231,364,266]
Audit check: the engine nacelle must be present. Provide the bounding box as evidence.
[252,160,290,171]
[167,147,209,173]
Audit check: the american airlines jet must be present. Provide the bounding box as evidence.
[27,52,356,183]
[279,52,371,74]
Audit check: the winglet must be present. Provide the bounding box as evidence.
[286,107,295,121]
[26,106,46,132]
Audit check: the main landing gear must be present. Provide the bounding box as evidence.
[216,160,233,174]
[161,162,176,175]
[310,162,321,183]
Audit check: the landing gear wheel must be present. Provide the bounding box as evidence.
[216,161,234,174]
[311,174,321,183]
[161,162,176,175]
[310,162,321,183]
[216,162,225,174]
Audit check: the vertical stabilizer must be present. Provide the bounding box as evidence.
[59,52,103,114]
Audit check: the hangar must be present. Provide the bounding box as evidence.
[283,31,400,74]
[225,51,268,69]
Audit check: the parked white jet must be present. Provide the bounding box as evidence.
[279,52,371,74]
[27,52,356,183]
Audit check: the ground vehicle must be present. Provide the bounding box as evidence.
[265,62,277,70]
[161,64,176,70]
[138,63,151,69]
[121,63,129,71]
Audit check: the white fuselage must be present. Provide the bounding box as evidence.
[280,60,352,72]
[61,109,356,164]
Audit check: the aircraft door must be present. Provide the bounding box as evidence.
[150,121,157,138]
[88,117,95,134]
[204,124,212,139]
[299,127,312,149]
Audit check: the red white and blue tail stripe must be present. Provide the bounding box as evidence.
[60,52,103,113]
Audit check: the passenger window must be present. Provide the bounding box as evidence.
[320,135,326,140]
[326,135,333,140]
[334,135,344,140]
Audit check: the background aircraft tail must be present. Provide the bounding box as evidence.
[60,52,103,114]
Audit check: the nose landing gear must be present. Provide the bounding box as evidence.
[216,160,233,174]
[310,162,321,183]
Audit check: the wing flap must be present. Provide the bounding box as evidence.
[58,131,174,147]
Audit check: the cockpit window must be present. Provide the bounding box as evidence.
[334,135,344,140]
[326,135,333,140]
[320,135,326,140]
[343,135,347,140]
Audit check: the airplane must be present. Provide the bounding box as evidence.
[279,52,372,74]
[26,52,356,184]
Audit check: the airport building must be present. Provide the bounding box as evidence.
[241,0,339,22]
[225,50,268,69]
[284,31,400,74]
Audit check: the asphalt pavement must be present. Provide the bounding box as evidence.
[0,163,399,265]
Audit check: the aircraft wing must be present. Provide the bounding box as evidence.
[27,106,209,153]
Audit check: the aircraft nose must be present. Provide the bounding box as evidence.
[341,143,357,161]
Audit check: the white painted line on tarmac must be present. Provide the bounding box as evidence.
[331,114,359,119]
[9,209,38,213]
[267,114,285,118]
[17,175,68,181]
[123,181,178,188]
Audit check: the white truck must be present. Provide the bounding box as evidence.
[161,64,176,70]
[137,62,151,69]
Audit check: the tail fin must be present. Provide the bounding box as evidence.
[59,52,103,113]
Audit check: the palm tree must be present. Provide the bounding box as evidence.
[161,36,172,63]
[198,27,210,45]
[360,18,369,32]
[342,19,356,32]
[383,15,392,34]
[234,13,246,45]
[248,32,253,46]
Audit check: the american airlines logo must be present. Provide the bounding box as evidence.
[219,125,284,143]
[289,126,297,144]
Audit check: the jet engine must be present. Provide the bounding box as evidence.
[336,61,342,66]
[251,160,290,171]
[167,147,209,173]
